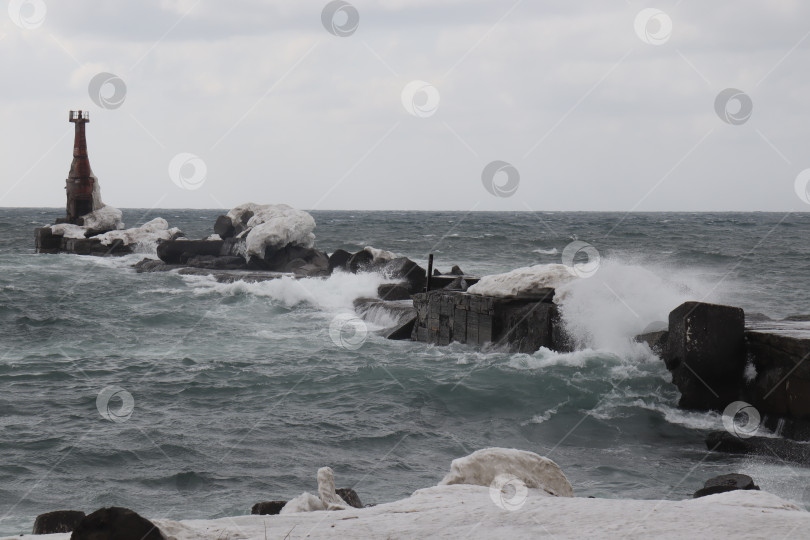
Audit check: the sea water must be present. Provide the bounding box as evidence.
[1,208,810,535]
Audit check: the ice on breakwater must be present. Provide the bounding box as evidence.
[13,448,810,540]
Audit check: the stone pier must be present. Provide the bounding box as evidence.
[410,289,565,353]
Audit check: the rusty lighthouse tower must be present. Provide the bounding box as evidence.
[62,110,98,223]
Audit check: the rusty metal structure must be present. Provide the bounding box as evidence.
[64,110,97,223]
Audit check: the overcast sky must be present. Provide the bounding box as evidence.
[1,0,809,211]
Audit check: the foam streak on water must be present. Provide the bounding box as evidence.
[1,209,810,535]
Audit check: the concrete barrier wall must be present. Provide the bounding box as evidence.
[411,289,564,353]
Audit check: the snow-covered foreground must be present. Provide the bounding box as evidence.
[3,486,808,540]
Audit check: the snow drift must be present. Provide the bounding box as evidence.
[226,203,317,259]
[438,447,574,498]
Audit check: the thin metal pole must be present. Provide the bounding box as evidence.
[426,254,433,292]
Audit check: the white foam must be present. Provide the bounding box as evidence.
[528,400,569,425]
[184,270,385,312]
[471,259,728,357]
[556,258,727,354]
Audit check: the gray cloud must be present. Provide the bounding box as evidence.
[1,0,808,211]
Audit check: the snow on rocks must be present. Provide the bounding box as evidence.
[49,223,89,239]
[94,218,183,251]
[280,467,348,514]
[80,205,124,232]
[223,203,316,259]
[438,447,574,498]
[363,246,396,262]
[467,264,575,297]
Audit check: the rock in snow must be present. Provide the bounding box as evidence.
[438,447,574,498]
[280,467,348,514]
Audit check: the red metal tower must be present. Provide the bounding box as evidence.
[65,110,97,223]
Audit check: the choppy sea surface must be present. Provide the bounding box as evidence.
[2,208,810,535]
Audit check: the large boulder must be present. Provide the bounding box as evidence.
[439,447,573,498]
[335,488,363,509]
[156,240,225,265]
[185,255,248,270]
[379,257,427,294]
[378,283,412,300]
[328,249,352,273]
[213,215,235,239]
[70,507,165,540]
[693,473,759,498]
[263,244,330,275]
[33,510,85,534]
[347,249,375,273]
[664,302,746,411]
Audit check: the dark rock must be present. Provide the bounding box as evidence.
[284,258,307,272]
[347,249,374,273]
[33,510,85,534]
[157,240,226,264]
[450,265,464,276]
[664,302,746,411]
[251,501,287,515]
[387,317,416,340]
[132,258,182,273]
[746,331,810,421]
[213,215,235,239]
[433,268,442,276]
[177,268,284,282]
[379,257,427,294]
[706,431,810,464]
[693,473,759,498]
[263,245,329,274]
[635,330,668,355]
[186,255,247,270]
[336,488,363,509]
[35,227,61,253]
[70,507,165,540]
[378,283,412,301]
[328,249,352,273]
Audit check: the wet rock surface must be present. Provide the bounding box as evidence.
[32,510,85,534]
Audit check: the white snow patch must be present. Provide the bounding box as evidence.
[10,485,809,540]
[49,223,87,239]
[8,481,810,540]
[439,447,574,498]
[281,467,348,514]
[467,264,574,297]
[49,206,124,239]
[94,218,182,253]
[226,203,316,258]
